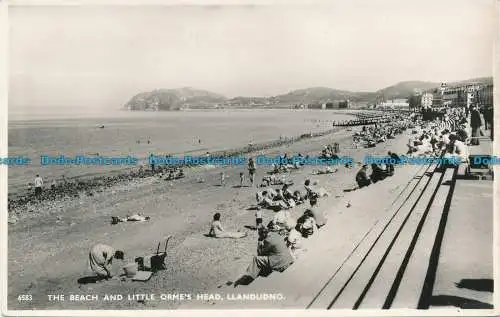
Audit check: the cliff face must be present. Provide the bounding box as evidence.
[124,87,227,111]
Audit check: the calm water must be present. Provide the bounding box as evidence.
[8,109,354,191]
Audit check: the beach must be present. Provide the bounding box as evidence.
[7,112,412,310]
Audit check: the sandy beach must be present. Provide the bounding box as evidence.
[7,123,414,310]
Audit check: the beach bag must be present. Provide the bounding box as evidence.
[135,235,172,272]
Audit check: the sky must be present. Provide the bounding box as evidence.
[8,0,495,111]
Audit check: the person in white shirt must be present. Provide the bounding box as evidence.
[88,244,125,279]
[255,209,263,229]
[208,213,247,239]
[286,224,304,259]
[34,174,43,197]
[272,209,295,231]
[451,135,469,163]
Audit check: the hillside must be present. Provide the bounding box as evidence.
[374,81,440,100]
[124,87,227,111]
[124,76,492,110]
[273,87,375,104]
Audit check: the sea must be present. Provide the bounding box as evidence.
[8,108,355,192]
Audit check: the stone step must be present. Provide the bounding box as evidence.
[357,166,446,309]
[307,166,434,309]
[387,167,455,308]
[183,164,430,309]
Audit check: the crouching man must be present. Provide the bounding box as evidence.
[234,228,294,286]
[89,243,125,279]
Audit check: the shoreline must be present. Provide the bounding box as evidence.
[7,125,347,210]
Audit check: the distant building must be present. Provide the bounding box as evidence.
[338,100,350,109]
[476,84,493,107]
[378,99,409,109]
[441,83,483,108]
[421,93,433,109]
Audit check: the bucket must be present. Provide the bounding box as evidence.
[123,263,138,277]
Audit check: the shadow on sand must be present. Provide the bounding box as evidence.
[77,276,105,284]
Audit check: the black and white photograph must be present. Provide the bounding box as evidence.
[3,0,497,314]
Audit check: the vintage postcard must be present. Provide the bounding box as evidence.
[2,0,498,315]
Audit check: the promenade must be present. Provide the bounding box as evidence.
[185,131,494,310]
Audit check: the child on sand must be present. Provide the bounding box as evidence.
[239,172,245,187]
[255,209,263,230]
[220,172,225,186]
[208,213,247,239]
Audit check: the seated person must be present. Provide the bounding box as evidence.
[282,184,294,200]
[176,169,185,179]
[234,228,294,286]
[456,125,469,143]
[166,170,175,180]
[296,211,316,238]
[304,179,330,198]
[88,244,125,279]
[388,151,401,164]
[271,209,295,231]
[292,190,305,204]
[355,165,371,188]
[370,163,387,183]
[274,189,286,201]
[286,224,305,259]
[256,191,288,211]
[208,213,247,239]
[443,134,469,163]
[308,197,327,228]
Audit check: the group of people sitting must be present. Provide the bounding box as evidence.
[406,109,469,164]
[161,168,185,181]
[255,179,330,212]
[320,143,340,159]
[354,153,400,189]
[259,175,293,187]
[352,115,415,149]
[233,192,328,287]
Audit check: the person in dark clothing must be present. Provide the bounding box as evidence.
[355,165,371,188]
[483,106,494,140]
[388,151,401,163]
[470,106,482,145]
[234,227,294,286]
[456,126,469,143]
[386,151,401,176]
[370,163,387,183]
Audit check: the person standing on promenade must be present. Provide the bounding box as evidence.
[248,158,256,187]
[34,174,43,198]
[483,106,494,140]
[470,105,482,145]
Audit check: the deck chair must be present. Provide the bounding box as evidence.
[135,235,172,272]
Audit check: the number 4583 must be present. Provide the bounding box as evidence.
[18,294,32,301]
